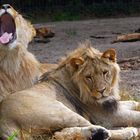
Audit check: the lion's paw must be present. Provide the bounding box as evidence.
[82,126,110,140]
[123,127,138,139]
[91,128,110,140]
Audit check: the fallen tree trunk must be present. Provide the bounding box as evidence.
[112,33,140,43]
[33,26,55,43]
[35,26,55,39]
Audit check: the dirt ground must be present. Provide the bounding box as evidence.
[29,17,140,99]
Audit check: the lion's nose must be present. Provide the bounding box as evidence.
[97,88,106,95]
[2,4,11,11]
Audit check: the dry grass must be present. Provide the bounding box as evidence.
[120,88,135,101]
[19,129,55,140]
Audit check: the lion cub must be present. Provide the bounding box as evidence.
[1,42,140,140]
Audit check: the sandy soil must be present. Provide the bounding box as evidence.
[29,17,140,99]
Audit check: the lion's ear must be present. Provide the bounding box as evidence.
[70,57,84,69]
[102,49,116,62]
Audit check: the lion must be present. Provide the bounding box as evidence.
[0,4,55,102]
[1,42,140,140]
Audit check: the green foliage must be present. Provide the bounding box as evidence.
[8,131,18,140]
[1,0,140,22]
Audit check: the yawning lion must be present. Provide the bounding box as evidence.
[0,4,53,102]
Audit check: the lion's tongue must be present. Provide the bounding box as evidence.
[0,32,13,44]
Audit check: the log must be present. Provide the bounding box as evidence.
[112,33,140,43]
[35,26,55,39]
[33,26,55,43]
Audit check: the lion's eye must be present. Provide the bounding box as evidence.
[103,70,108,75]
[85,75,92,82]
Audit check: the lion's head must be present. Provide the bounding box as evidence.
[61,42,120,111]
[0,4,36,49]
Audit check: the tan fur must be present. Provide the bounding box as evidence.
[0,5,52,102]
[56,41,120,103]
[1,42,140,140]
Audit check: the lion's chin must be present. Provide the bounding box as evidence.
[0,12,17,46]
[96,96,118,113]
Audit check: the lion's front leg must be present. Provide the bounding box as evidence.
[0,98,111,140]
[110,127,139,140]
[104,103,140,140]
[48,102,110,140]
[109,107,140,127]
[119,100,140,111]
[54,125,110,140]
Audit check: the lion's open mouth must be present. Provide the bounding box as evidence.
[0,13,16,44]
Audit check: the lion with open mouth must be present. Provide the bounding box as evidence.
[0,4,53,102]
[0,5,16,44]
[0,4,35,47]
